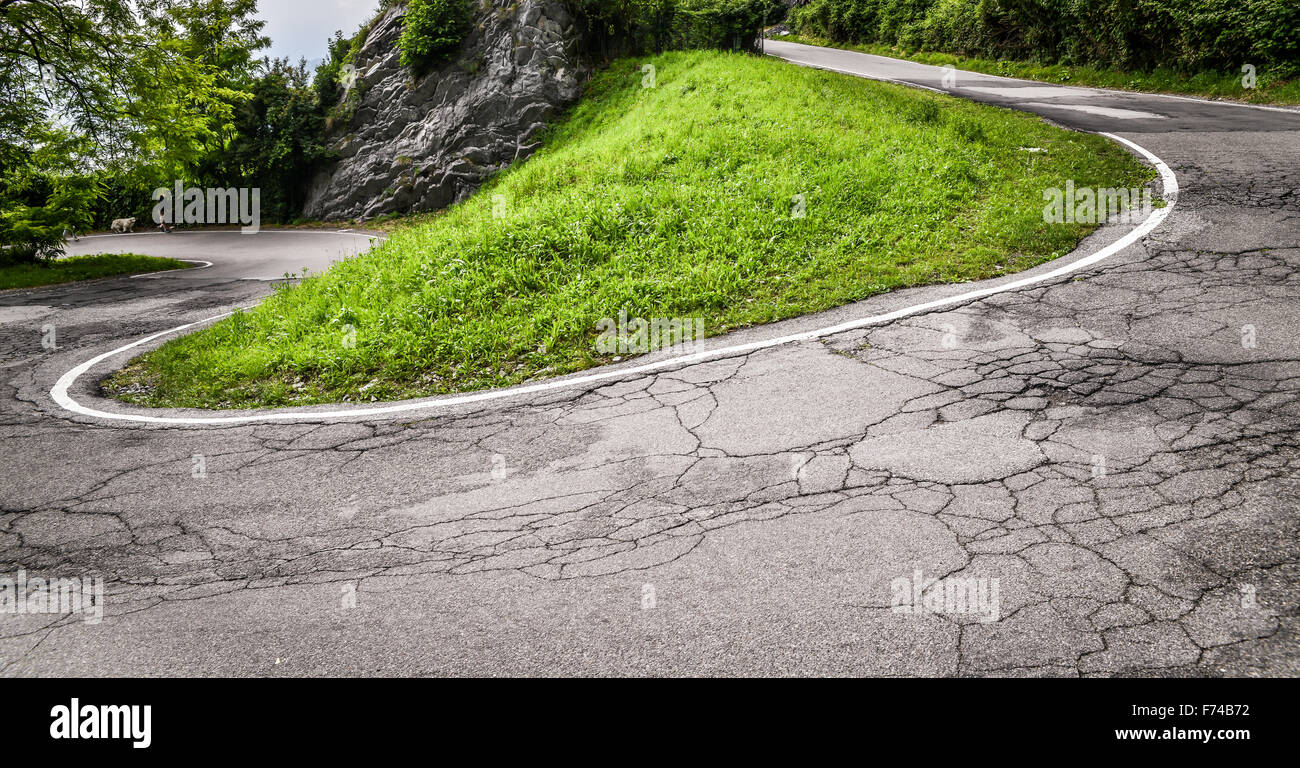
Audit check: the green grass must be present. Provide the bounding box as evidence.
[780,33,1300,105]
[106,50,1153,409]
[0,253,189,290]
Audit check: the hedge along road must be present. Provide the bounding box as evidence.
[3,43,1299,676]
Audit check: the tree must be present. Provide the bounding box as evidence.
[0,0,141,168]
[228,58,333,222]
[1,0,271,256]
[150,0,270,184]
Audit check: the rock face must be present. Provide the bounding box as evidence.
[303,0,586,220]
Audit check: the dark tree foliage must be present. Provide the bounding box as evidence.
[569,0,786,58]
[789,0,1299,77]
[227,59,334,223]
[1,0,285,258]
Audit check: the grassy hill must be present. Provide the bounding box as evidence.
[107,50,1153,409]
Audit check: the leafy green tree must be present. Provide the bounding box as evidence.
[1,0,272,257]
[314,30,356,109]
[0,0,140,166]
[228,58,333,222]
[151,0,270,185]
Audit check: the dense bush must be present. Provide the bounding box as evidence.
[672,0,782,50]
[571,0,785,58]
[314,30,359,109]
[0,208,67,265]
[789,0,1299,77]
[399,0,471,71]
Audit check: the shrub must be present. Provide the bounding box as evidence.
[399,0,471,71]
[314,31,357,108]
[0,208,68,265]
[1,174,98,264]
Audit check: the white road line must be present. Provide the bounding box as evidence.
[1019,102,1167,120]
[129,259,213,278]
[766,53,948,94]
[764,41,1300,115]
[49,134,1177,427]
[74,229,378,241]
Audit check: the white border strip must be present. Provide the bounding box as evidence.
[770,56,947,94]
[1086,86,1300,115]
[75,229,379,241]
[129,259,213,278]
[764,40,1300,115]
[50,134,1176,426]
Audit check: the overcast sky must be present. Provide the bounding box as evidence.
[257,0,381,67]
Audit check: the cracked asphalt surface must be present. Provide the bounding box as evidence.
[2,42,1298,676]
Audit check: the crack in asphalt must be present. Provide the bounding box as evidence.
[0,78,1298,677]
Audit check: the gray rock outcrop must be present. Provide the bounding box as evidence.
[303,0,586,220]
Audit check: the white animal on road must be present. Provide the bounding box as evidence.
[110,217,136,233]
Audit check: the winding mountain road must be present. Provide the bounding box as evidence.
[2,41,1298,676]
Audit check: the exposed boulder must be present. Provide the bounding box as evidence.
[303,0,586,220]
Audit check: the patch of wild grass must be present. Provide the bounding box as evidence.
[107,50,1152,408]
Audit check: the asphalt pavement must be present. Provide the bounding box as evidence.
[1,42,1297,676]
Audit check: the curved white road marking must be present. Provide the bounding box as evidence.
[1079,85,1300,115]
[76,229,379,240]
[1019,102,1166,120]
[764,42,1300,115]
[129,259,214,278]
[774,57,948,94]
[50,133,1177,426]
